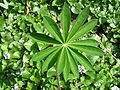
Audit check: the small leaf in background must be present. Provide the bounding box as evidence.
[71,2,83,14]
[24,40,34,51]
[0,0,9,9]
[22,69,31,79]
[26,82,37,90]
[85,54,99,65]
[47,67,56,77]
[37,6,49,16]
[52,0,63,6]
[33,23,43,33]
[67,0,76,3]
[12,51,21,58]
[0,49,2,59]
[0,16,5,31]
[40,0,47,3]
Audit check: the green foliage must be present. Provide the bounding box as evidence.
[29,3,103,81]
[0,0,119,89]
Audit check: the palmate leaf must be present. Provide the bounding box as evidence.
[28,3,104,81]
[66,48,79,78]
[69,20,98,41]
[67,7,89,42]
[61,3,71,41]
[68,48,93,71]
[57,47,65,74]
[29,33,61,44]
[69,45,104,56]
[69,39,99,47]
[63,48,70,81]
[42,47,62,72]
[43,16,63,43]
[31,46,59,61]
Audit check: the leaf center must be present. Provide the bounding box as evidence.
[62,43,68,47]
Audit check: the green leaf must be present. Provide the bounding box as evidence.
[85,71,96,79]
[69,19,98,41]
[61,3,71,41]
[67,7,89,41]
[47,67,56,77]
[66,48,79,78]
[43,16,63,43]
[31,46,59,61]
[33,23,43,33]
[52,0,62,6]
[85,54,99,65]
[24,40,34,51]
[29,33,61,44]
[42,47,61,72]
[57,47,65,74]
[22,69,31,79]
[0,16,5,31]
[70,39,99,47]
[63,48,70,81]
[67,0,76,3]
[0,0,9,9]
[68,48,93,71]
[30,75,40,83]
[40,0,47,3]
[69,45,104,56]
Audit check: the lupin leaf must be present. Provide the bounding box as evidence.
[43,16,63,43]
[69,45,104,56]
[61,3,71,42]
[67,7,89,42]
[29,33,61,44]
[68,48,93,71]
[69,39,99,47]
[69,20,98,41]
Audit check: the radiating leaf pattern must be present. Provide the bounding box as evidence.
[67,7,89,41]
[29,3,104,81]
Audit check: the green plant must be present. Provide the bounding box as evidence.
[29,3,104,89]
[0,0,119,89]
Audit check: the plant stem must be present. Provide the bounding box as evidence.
[98,33,118,62]
[26,0,30,15]
[100,40,118,62]
[74,80,78,89]
[56,63,61,90]
[56,72,61,90]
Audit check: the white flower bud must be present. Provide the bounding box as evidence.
[19,38,24,43]
[14,84,19,90]
[78,65,86,74]
[111,86,119,90]
[4,53,10,59]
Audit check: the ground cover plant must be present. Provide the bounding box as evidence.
[0,0,120,90]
